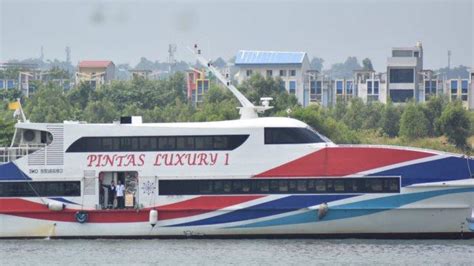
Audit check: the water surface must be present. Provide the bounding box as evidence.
[2,239,473,265]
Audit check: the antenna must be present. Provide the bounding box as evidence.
[40,46,44,61]
[66,46,71,64]
[168,44,177,74]
[188,44,273,119]
[447,50,451,70]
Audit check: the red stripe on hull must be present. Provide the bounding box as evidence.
[157,195,262,220]
[0,196,262,223]
[256,147,435,177]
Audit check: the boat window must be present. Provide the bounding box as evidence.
[66,135,249,152]
[264,127,325,144]
[279,180,289,192]
[0,181,81,197]
[195,136,213,150]
[158,177,401,195]
[159,137,176,150]
[177,137,194,150]
[297,180,307,192]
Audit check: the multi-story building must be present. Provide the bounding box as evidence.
[333,79,355,104]
[447,78,470,108]
[76,60,115,88]
[470,69,474,109]
[420,69,443,102]
[0,79,16,90]
[308,74,333,107]
[353,70,387,104]
[186,68,210,104]
[234,50,311,106]
[387,42,424,103]
[130,69,152,80]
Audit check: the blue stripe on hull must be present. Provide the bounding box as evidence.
[371,157,473,186]
[0,162,31,180]
[232,187,474,228]
[170,195,354,227]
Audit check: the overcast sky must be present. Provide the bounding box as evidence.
[0,0,472,71]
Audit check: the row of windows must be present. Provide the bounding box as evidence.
[264,127,325,144]
[367,81,380,95]
[0,79,16,89]
[424,81,437,95]
[0,181,81,197]
[66,135,249,152]
[159,177,400,195]
[390,89,414,103]
[389,69,414,83]
[310,81,322,95]
[289,81,296,94]
[246,69,297,77]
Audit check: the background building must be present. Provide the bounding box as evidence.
[420,69,443,102]
[353,70,387,104]
[470,69,474,109]
[186,68,210,104]
[447,77,470,109]
[130,69,152,80]
[387,42,423,103]
[234,50,311,106]
[76,60,115,88]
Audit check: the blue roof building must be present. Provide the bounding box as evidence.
[234,50,311,106]
[235,51,307,65]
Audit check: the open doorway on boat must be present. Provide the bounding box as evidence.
[98,171,139,210]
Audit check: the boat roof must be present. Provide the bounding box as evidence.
[15,117,309,130]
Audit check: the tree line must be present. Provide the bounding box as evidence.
[0,73,472,152]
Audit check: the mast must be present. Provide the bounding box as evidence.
[189,45,272,119]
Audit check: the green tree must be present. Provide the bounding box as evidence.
[424,96,447,136]
[399,102,430,139]
[381,101,401,137]
[1,89,23,102]
[310,57,324,71]
[439,101,470,148]
[362,58,374,71]
[83,100,118,123]
[238,74,298,115]
[291,105,360,144]
[361,102,384,130]
[0,106,16,146]
[48,66,70,79]
[327,56,361,79]
[24,83,73,122]
[67,82,95,109]
[342,98,365,130]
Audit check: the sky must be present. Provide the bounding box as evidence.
[0,0,472,72]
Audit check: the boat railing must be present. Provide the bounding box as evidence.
[0,144,46,164]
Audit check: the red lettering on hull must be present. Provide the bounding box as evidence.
[87,153,230,167]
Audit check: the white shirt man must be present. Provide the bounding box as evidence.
[116,183,125,197]
[116,182,125,209]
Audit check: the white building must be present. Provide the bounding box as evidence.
[470,70,474,109]
[420,69,443,102]
[234,50,311,106]
[308,75,333,107]
[387,42,424,103]
[353,70,387,104]
[447,78,470,109]
[76,61,115,88]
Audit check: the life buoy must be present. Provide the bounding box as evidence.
[75,211,88,223]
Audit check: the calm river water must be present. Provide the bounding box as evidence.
[1,239,474,265]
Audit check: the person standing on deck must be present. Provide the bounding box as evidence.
[116,180,125,209]
[101,181,116,209]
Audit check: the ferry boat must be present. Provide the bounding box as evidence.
[1,47,473,238]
